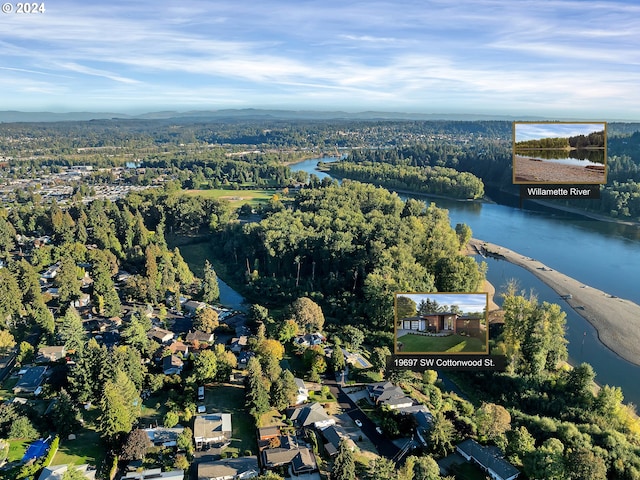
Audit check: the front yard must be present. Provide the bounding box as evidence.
[397,333,486,353]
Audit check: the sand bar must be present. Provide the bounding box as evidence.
[469,238,640,366]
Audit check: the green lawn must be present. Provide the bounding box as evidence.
[205,384,256,455]
[52,429,105,468]
[397,333,487,353]
[7,439,29,462]
[450,461,489,480]
[183,188,277,208]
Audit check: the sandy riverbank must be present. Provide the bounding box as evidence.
[469,238,640,366]
[514,155,605,183]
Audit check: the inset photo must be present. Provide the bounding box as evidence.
[513,122,606,184]
[395,292,488,354]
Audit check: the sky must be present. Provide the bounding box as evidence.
[397,294,487,314]
[515,122,606,141]
[1,0,639,118]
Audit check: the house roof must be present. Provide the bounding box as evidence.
[197,456,259,480]
[320,425,342,450]
[194,414,232,440]
[186,330,214,343]
[38,464,96,480]
[163,355,184,370]
[263,445,316,473]
[294,378,306,390]
[121,468,184,480]
[258,426,281,439]
[37,345,66,361]
[288,402,332,428]
[457,439,519,480]
[14,366,47,393]
[147,327,174,342]
[144,427,184,445]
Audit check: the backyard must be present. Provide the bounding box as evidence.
[396,333,487,353]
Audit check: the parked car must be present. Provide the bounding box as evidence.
[376,426,383,434]
[355,419,362,427]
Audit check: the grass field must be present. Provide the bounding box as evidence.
[52,429,105,467]
[397,333,486,353]
[205,384,256,455]
[182,188,277,208]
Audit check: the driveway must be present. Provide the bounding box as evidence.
[324,379,400,459]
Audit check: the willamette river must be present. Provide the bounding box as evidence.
[290,157,640,404]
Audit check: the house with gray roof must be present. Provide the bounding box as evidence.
[197,456,259,480]
[287,402,335,429]
[456,439,519,480]
[14,366,47,394]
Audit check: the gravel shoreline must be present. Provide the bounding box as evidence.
[514,155,605,183]
[470,238,640,366]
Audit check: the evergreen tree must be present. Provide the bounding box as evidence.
[270,369,298,410]
[202,260,220,303]
[50,389,82,439]
[56,255,81,304]
[59,307,86,354]
[332,438,355,480]
[245,357,270,422]
[331,346,346,373]
[98,370,141,441]
[194,350,217,383]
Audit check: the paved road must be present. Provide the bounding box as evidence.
[324,379,400,459]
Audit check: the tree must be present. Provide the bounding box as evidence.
[164,411,179,428]
[56,255,81,304]
[290,297,325,332]
[0,268,22,325]
[120,428,152,461]
[59,307,86,354]
[62,466,88,480]
[342,325,365,351]
[246,357,270,422]
[270,369,298,410]
[506,426,535,467]
[98,370,141,441]
[428,412,455,456]
[565,363,595,404]
[202,260,220,303]
[0,330,15,355]
[332,438,355,480]
[194,350,217,383]
[214,343,237,382]
[278,319,299,343]
[455,223,472,248]
[177,427,194,454]
[474,402,511,441]
[523,438,565,480]
[565,447,607,480]
[331,346,346,373]
[396,295,417,320]
[368,456,395,480]
[194,308,219,333]
[257,339,285,362]
[9,416,38,440]
[50,389,81,439]
[16,341,34,365]
[121,315,151,356]
[403,455,441,480]
[371,346,391,376]
[91,251,121,317]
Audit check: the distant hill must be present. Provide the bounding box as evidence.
[0,108,550,123]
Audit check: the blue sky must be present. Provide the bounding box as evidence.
[1,0,639,118]
[515,123,606,142]
[397,293,487,314]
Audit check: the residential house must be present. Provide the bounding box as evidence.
[71,293,91,309]
[38,464,96,480]
[167,341,189,357]
[294,378,308,405]
[197,456,260,480]
[230,336,248,354]
[184,300,208,316]
[186,330,215,344]
[262,436,317,476]
[287,402,335,430]
[40,263,60,281]
[121,468,184,480]
[163,355,184,375]
[147,327,174,344]
[258,426,281,442]
[36,346,66,363]
[14,366,47,394]
[293,332,326,348]
[399,313,483,336]
[456,439,520,480]
[194,414,232,449]
[144,427,185,447]
[367,382,414,410]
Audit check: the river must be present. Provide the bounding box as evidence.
[290,157,640,404]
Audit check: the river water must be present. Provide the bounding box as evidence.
[290,157,640,403]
